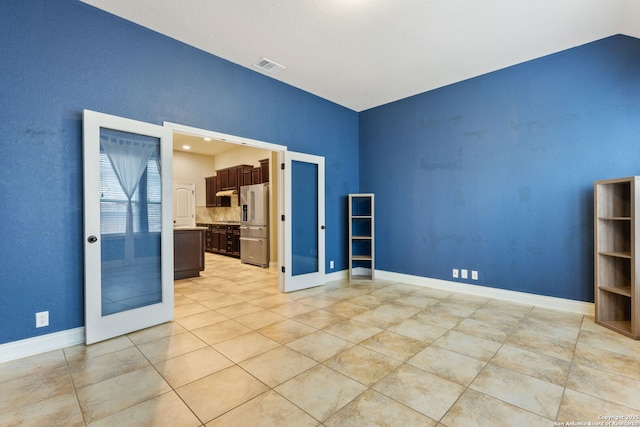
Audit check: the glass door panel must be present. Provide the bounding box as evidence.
[291,160,319,276]
[100,128,163,316]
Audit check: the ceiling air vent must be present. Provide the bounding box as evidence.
[254,57,286,74]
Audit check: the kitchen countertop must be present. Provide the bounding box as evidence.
[173,226,208,230]
[197,221,241,226]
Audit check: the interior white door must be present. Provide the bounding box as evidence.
[173,181,195,227]
[83,110,174,344]
[280,151,326,292]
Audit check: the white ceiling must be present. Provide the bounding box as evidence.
[80,0,639,112]
[173,133,237,156]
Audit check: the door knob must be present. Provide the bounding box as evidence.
[87,235,98,243]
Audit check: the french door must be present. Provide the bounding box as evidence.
[280,151,326,292]
[83,110,174,344]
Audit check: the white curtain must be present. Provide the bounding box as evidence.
[154,143,162,178]
[100,131,158,263]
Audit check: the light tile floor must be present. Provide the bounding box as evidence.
[2,253,640,426]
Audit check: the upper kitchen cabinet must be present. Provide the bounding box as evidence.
[240,160,270,187]
[205,176,216,207]
[218,168,229,190]
[205,175,230,207]
[251,168,261,184]
[260,158,269,183]
[242,169,252,186]
[234,165,254,189]
[218,165,253,190]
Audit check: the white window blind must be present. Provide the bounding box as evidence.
[100,154,162,235]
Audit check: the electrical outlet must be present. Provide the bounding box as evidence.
[461,269,468,279]
[35,311,49,328]
[472,270,478,280]
[452,269,459,278]
[330,260,334,269]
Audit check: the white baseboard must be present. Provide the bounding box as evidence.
[0,327,85,364]
[1,270,593,364]
[375,270,594,316]
[325,269,348,283]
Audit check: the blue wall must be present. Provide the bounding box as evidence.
[0,0,359,344]
[2,1,639,347]
[360,35,640,302]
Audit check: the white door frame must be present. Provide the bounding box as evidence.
[164,122,289,283]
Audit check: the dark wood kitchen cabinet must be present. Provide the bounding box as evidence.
[235,165,254,185]
[212,225,224,254]
[196,224,213,252]
[214,165,253,205]
[240,161,269,186]
[216,165,252,190]
[233,227,241,257]
[198,223,240,258]
[225,225,240,257]
[251,168,261,184]
[217,168,229,190]
[242,169,252,186]
[233,165,253,204]
[259,158,269,183]
[228,167,238,190]
[205,176,216,207]
[205,175,230,208]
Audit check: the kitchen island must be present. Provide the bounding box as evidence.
[174,226,206,279]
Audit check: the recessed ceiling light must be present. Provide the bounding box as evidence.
[204,137,211,141]
[182,145,191,150]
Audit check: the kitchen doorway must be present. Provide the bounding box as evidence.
[165,121,326,294]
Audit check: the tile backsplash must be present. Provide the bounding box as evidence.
[196,196,242,223]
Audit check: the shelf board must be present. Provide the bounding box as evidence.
[352,235,372,239]
[598,216,631,221]
[598,285,632,297]
[598,251,632,259]
[352,255,372,260]
[351,215,372,219]
[595,319,636,338]
[350,274,373,281]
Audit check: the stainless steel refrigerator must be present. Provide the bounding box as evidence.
[240,183,269,267]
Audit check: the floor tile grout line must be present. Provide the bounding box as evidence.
[7,252,640,426]
[457,303,577,423]
[61,348,90,427]
[131,328,223,426]
[185,265,564,424]
[553,314,586,422]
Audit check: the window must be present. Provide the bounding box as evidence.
[100,154,162,235]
